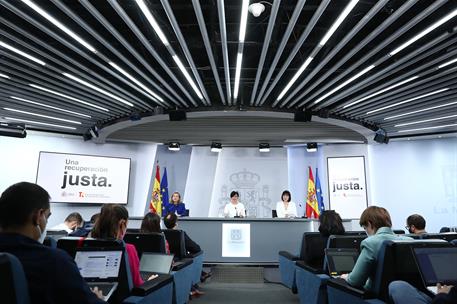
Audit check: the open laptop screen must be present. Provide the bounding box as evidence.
[75,249,122,279]
[140,253,174,274]
[325,248,359,275]
[413,247,457,286]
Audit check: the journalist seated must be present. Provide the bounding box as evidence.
[0,182,105,304]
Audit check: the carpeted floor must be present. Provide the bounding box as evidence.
[190,282,300,304]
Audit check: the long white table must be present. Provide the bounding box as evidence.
[128,217,356,264]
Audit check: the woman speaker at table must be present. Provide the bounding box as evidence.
[223,191,246,218]
[276,190,297,218]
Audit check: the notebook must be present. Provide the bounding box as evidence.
[325,248,359,276]
[413,247,457,294]
[74,248,123,301]
[139,253,174,281]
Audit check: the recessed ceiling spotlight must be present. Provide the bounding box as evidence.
[259,143,270,152]
[248,3,265,17]
[168,142,180,151]
[306,143,318,152]
[211,142,222,153]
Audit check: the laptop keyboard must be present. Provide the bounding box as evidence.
[141,271,158,281]
[87,282,115,298]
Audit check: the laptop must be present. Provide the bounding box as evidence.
[139,253,174,281]
[325,248,359,277]
[413,247,457,294]
[74,248,123,301]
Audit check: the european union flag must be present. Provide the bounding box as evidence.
[315,168,325,214]
[161,167,169,211]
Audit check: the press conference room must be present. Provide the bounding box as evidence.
[1,1,457,304]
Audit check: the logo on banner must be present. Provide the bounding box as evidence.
[331,178,364,198]
[230,229,242,241]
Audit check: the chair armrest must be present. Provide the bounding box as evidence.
[295,260,324,274]
[131,274,173,296]
[279,251,299,260]
[172,258,193,271]
[327,278,371,298]
[187,250,203,258]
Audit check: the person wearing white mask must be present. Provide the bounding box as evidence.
[223,191,246,218]
[0,182,105,303]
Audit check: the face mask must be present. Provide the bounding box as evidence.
[37,224,47,244]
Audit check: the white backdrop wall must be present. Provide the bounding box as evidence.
[0,132,157,227]
[183,147,219,217]
[287,147,322,216]
[368,138,457,233]
[207,148,288,217]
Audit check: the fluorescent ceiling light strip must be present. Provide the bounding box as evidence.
[108,62,164,102]
[0,40,45,65]
[233,53,243,99]
[343,76,418,108]
[172,55,203,99]
[4,116,77,130]
[0,73,10,79]
[29,84,109,112]
[366,88,450,114]
[10,96,91,118]
[136,0,169,46]
[63,73,133,107]
[438,57,457,69]
[21,0,96,53]
[314,65,375,104]
[238,0,250,43]
[384,100,457,120]
[319,0,359,46]
[395,114,457,127]
[277,57,314,101]
[390,9,457,56]
[397,123,457,133]
[3,108,81,124]
[233,0,249,100]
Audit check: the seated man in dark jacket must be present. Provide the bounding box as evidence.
[0,182,105,304]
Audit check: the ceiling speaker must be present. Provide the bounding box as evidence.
[294,109,312,122]
[169,110,187,121]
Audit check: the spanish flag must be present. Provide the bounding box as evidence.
[149,164,162,215]
[306,166,320,219]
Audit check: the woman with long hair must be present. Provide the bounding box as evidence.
[92,204,153,287]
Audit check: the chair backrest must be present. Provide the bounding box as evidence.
[393,229,405,234]
[162,229,186,259]
[344,231,366,236]
[298,232,326,269]
[0,252,30,304]
[326,235,367,250]
[43,236,57,248]
[127,228,141,234]
[420,233,457,242]
[57,237,133,302]
[46,230,68,241]
[373,240,451,301]
[124,232,167,257]
[272,210,278,218]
